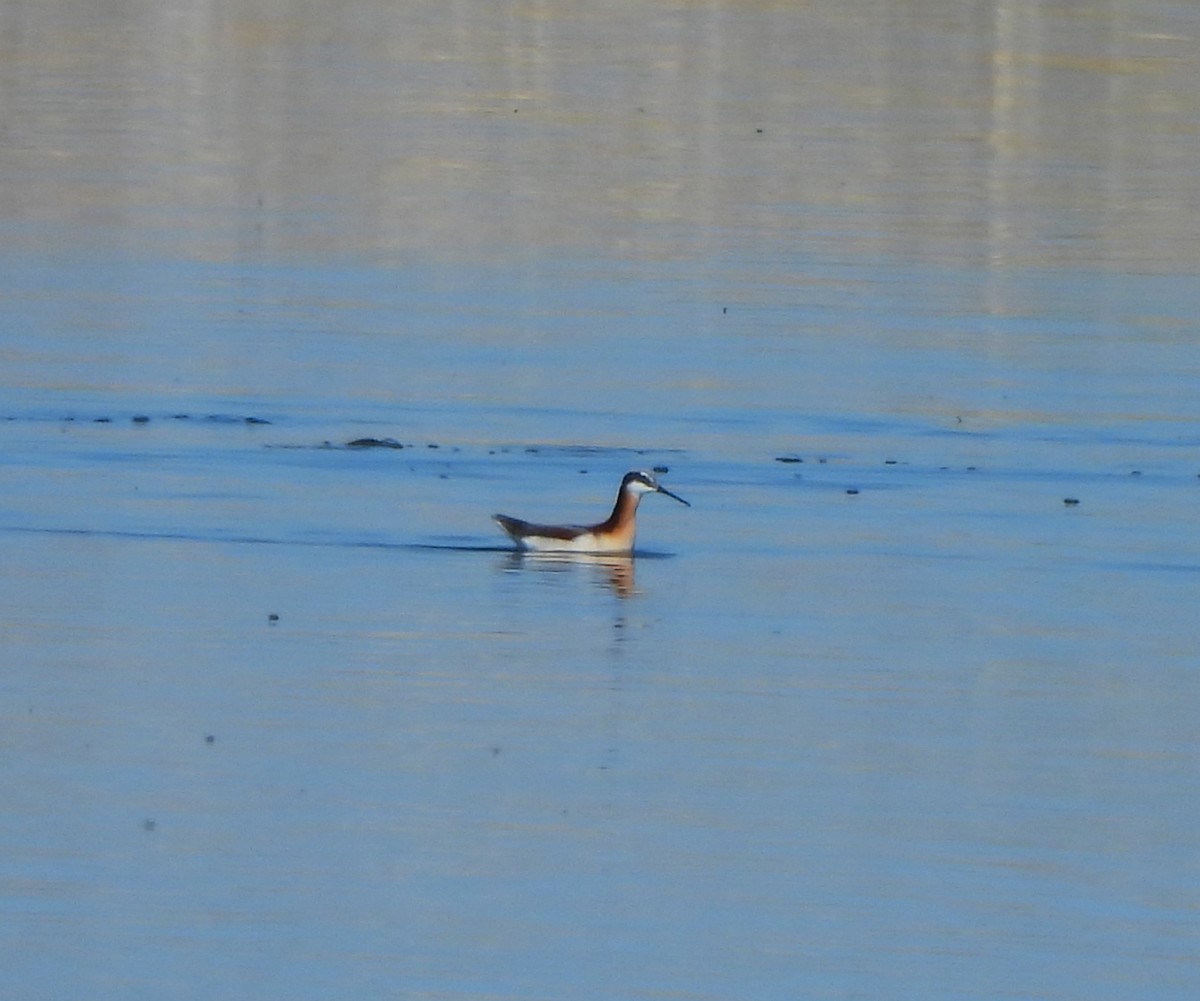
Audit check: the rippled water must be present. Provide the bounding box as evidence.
[3,2,1199,1000]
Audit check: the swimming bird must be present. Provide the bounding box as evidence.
[494,470,689,554]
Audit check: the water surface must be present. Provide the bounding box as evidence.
[3,2,1199,1000]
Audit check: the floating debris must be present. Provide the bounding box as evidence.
[80,412,275,425]
[202,414,271,425]
[1064,498,1080,506]
[345,437,404,449]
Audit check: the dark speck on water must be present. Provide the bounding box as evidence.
[203,414,270,425]
[346,437,404,449]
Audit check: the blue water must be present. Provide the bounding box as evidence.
[5,263,1198,999]
[3,2,1200,1000]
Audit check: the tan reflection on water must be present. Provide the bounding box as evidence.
[2,0,1198,275]
[503,550,636,599]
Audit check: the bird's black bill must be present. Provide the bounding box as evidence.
[657,486,690,507]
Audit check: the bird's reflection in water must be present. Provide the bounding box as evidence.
[500,551,636,598]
